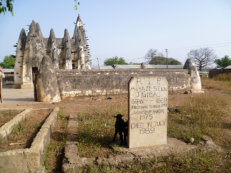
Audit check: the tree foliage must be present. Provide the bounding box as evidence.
[74,0,80,10]
[149,56,182,65]
[129,62,141,65]
[0,0,14,15]
[145,49,164,63]
[0,55,15,69]
[187,48,216,71]
[145,49,181,65]
[0,0,80,15]
[214,55,231,68]
[104,56,128,66]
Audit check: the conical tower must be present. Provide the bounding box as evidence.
[22,20,46,88]
[73,14,91,69]
[13,29,27,88]
[14,15,92,89]
[47,29,59,69]
[63,29,72,69]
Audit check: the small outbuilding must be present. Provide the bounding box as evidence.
[224,65,231,69]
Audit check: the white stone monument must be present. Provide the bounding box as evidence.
[128,76,168,148]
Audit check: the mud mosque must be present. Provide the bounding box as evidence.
[13,15,203,103]
[14,15,91,89]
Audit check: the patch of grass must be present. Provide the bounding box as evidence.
[202,77,231,94]
[77,103,127,158]
[168,94,227,144]
[12,122,26,136]
[44,110,68,173]
[214,73,231,82]
[57,109,65,119]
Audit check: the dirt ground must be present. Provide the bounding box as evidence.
[1,84,231,148]
[0,109,23,127]
[1,79,231,172]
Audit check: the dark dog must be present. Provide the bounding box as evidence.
[112,114,128,146]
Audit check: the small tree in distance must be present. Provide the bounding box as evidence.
[187,48,216,71]
[0,55,15,69]
[104,56,128,66]
[149,56,182,65]
[145,49,164,63]
[214,55,231,68]
[145,49,182,65]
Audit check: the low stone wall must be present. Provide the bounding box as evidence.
[35,58,202,102]
[0,109,31,142]
[0,107,59,173]
[57,69,191,98]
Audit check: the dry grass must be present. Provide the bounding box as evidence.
[44,109,68,173]
[168,94,227,144]
[214,73,231,81]
[202,76,231,94]
[44,77,231,172]
[83,151,231,173]
[74,77,231,172]
[77,103,127,158]
[168,76,231,147]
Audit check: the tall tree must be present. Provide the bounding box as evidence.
[214,55,231,68]
[0,55,15,69]
[104,56,128,66]
[187,48,216,70]
[0,0,14,15]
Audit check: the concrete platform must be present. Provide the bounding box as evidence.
[0,107,59,173]
[2,87,34,103]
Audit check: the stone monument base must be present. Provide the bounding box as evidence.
[111,137,196,155]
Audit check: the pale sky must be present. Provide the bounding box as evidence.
[0,0,231,66]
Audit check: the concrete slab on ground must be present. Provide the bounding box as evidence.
[2,87,34,103]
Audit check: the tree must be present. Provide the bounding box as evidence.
[104,56,128,66]
[0,55,15,69]
[0,0,14,15]
[0,0,80,15]
[74,0,80,10]
[187,48,216,71]
[149,56,182,65]
[145,49,164,63]
[145,49,181,65]
[214,55,231,68]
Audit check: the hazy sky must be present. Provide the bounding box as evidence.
[0,0,231,66]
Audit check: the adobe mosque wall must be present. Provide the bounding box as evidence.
[56,68,191,98]
[35,56,203,103]
[13,15,203,103]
